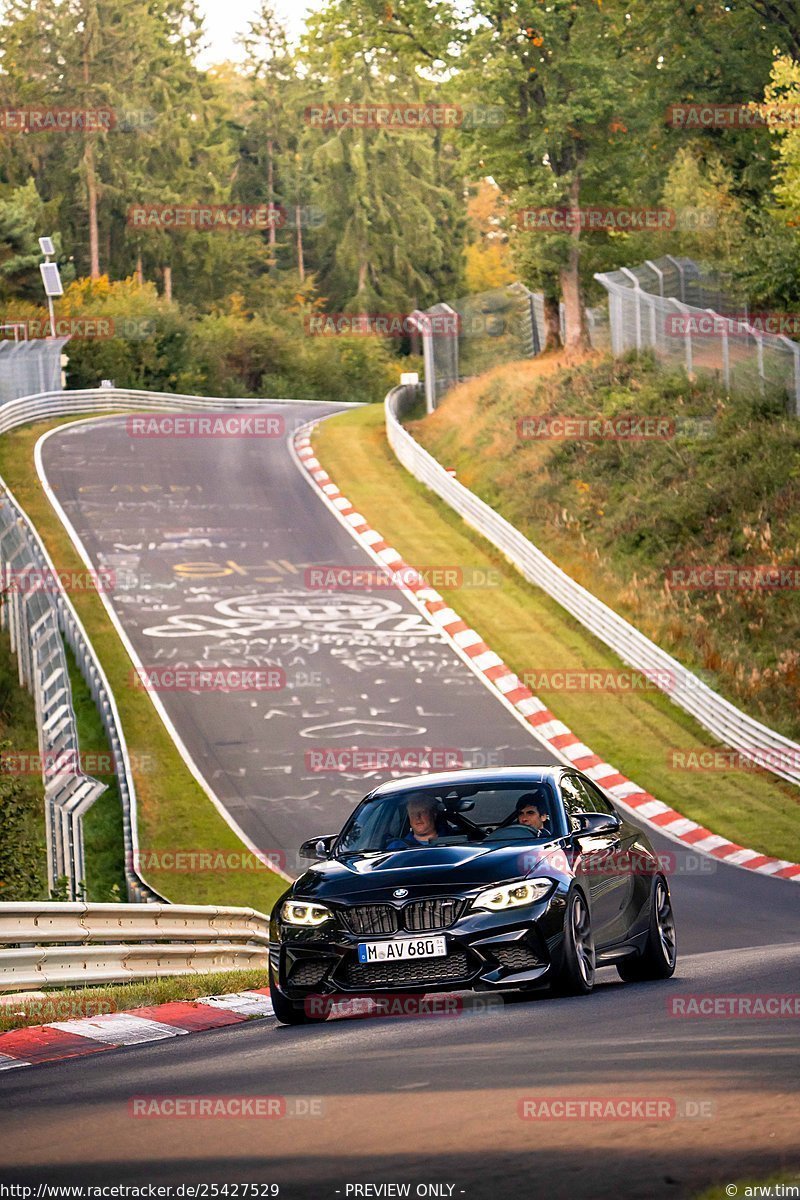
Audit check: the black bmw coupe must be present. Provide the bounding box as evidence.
[269,767,677,1024]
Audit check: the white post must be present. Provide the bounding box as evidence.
[664,254,685,302]
[645,259,665,298]
[620,268,642,352]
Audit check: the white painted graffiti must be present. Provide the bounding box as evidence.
[142,591,441,642]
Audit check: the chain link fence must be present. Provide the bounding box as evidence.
[0,335,68,404]
[410,284,546,412]
[595,256,800,415]
[386,383,800,791]
[411,283,609,412]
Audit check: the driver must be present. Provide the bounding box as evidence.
[514,794,550,838]
[386,794,443,848]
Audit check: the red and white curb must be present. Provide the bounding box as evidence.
[293,425,800,885]
[0,989,502,1068]
[0,989,275,1070]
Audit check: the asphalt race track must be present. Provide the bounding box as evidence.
[39,405,559,866]
[5,402,797,1199]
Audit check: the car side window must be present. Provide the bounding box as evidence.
[559,774,586,831]
[574,775,617,816]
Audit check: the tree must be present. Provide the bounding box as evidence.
[237,3,295,271]
[299,0,465,313]
[762,53,800,218]
[459,0,661,351]
[464,179,515,291]
[0,0,226,290]
[739,0,800,59]
[729,51,800,308]
[0,181,51,301]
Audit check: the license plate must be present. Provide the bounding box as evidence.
[357,936,447,963]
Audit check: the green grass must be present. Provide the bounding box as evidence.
[313,403,800,864]
[0,626,48,901]
[411,352,800,743]
[0,416,287,911]
[0,968,268,1031]
[64,643,126,902]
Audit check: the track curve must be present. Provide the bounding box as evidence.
[9,401,796,1198]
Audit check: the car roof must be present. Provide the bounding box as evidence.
[365,766,564,799]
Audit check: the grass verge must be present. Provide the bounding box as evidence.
[64,642,126,902]
[0,626,49,900]
[313,403,800,864]
[0,416,287,911]
[411,352,800,742]
[0,968,268,1031]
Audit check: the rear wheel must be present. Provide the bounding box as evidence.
[617,875,677,982]
[269,966,328,1025]
[552,888,595,996]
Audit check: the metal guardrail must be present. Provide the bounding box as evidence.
[0,387,331,904]
[0,386,323,434]
[385,384,800,788]
[0,901,270,991]
[0,488,133,902]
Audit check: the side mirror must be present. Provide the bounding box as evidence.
[573,812,621,838]
[299,834,337,860]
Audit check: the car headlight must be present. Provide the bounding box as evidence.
[473,879,553,912]
[281,901,332,927]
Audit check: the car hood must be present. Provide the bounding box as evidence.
[291,842,568,901]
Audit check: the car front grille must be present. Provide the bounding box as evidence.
[338,898,468,936]
[288,959,330,987]
[403,898,469,931]
[340,950,472,990]
[493,944,543,972]
[339,905,399,935]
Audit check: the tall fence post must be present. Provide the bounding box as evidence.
[408,312,435,414]
[664,255,686,302]
[645,259,665,298]
[666,298,693,375]
[779,336,800,415]
[529,291,542,356]
[620,269,642,351]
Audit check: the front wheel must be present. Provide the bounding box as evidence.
[552,887,595,996]
[269,966,327,1026]
[617,874,677,982]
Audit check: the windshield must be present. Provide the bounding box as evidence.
[335,781,564,855]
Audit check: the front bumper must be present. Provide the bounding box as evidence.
[271,892,568,998]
